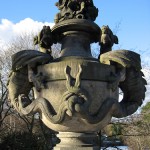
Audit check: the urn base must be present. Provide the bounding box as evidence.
[54,132,100,150]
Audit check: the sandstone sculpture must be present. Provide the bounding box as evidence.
[99,25,118,57]
[34,25,53,54]
[54,0,98,23]
[7,1,147,149]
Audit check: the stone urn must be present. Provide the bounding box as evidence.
[7,1,146,149]
[33,19,119,149]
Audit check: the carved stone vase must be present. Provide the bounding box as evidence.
[8,18,146,150]
[32,19,118,149]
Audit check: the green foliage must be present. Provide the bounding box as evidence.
[0,131,57,150]
[103,124,123,137]
[0,132,37,150]
[111,124,123,136]
[142,102,150,122]
[142,102,150,112]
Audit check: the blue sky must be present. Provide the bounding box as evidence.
[0,0,150,56]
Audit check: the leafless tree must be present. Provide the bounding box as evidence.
[0,31,60,148]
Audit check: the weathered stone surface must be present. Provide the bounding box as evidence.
[98,25,118,58]
[7,1,147,150]
[33,26,53,54]
[37,57,116,81]
[52,19,100,42]
[31,58,118,132]
[54,0,98,23]
[54,132,100,150]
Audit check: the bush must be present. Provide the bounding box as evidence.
[0,131,55,150]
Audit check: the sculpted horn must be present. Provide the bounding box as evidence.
[100,50,147,118]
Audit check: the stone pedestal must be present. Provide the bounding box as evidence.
[54,132,100,150]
